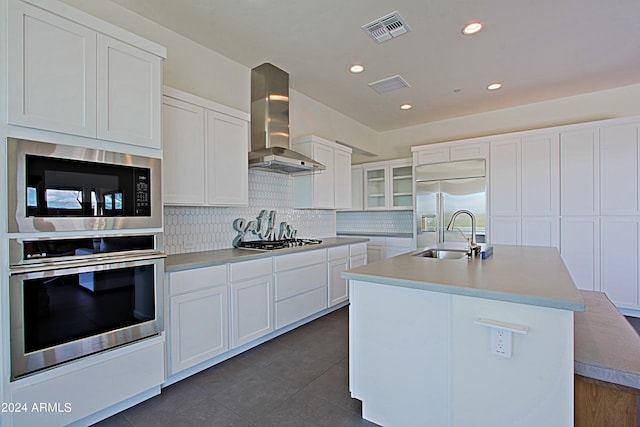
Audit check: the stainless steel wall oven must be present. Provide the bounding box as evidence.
[9,234,165,380]
[7,138,162,233]
[6,137,165,380]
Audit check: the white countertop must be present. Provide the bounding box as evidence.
[341,244,584,311]
[575,290,640,389]
[165,237,369,272]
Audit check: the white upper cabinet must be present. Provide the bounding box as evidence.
[413,141,488,165]
[346,165,364,211]
[292,135,352,209]
[363,158,412,210]
[162,87,249,206]
[521,134,559,217]
[8,0,165,148]
[489,134,559,217]
[206,111,249,206]
[162,96,206,205]
[560,128,600,216]
[96,35,162,149]
[8,1,97,137]
[600,122,640,215]
[489,138,521,216]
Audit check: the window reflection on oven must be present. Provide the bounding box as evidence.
[22,266,155,354]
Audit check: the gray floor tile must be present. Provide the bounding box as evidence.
[91,307,379,426]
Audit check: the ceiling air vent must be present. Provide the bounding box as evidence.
[362,11,410,43]
[368,75,411,94]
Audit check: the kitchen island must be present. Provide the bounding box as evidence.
[341,244,584,427]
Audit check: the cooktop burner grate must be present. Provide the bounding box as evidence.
[237,239,322,251]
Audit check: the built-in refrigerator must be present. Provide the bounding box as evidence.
[414,159,486,249]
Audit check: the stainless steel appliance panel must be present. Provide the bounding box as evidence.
[415,160,486,249]
[9,255,164,379]
[7,138,162,233]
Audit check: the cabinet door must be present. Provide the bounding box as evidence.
[601,217,640,309]
[206,111,249,206]
[328,257,349,306]
[230,276,273,348]
[350,167,364,211]
[450,142,489,161]
[521,134,559,217]
[8,1,97,137]
[334,149,352,209]
[489,217,521,245]
[390,164,413,209]
[312,143,336,209]
[600,123,640,215]
[415,147,450,165]
[489,138,521,216]
[521,217,559,248]
[366,244,385,263]
[97,35,162,148]
[560,128,600,215]
[350,254,367,268]
[561,217,600,291]
[364,167,387,209]
[169,285,228,374]
[162,97,206,205]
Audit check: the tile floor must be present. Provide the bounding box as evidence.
[93,307,378,426]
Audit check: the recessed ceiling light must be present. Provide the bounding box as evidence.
[462,22,483,35]
[400,103,412,110]
[349,64,365,73]
[487,82,502,90]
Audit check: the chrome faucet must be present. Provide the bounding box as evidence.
[446,209,480,256]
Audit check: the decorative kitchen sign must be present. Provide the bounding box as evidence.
[232,210,297,247]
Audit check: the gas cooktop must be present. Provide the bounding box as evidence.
[237,239,323,251]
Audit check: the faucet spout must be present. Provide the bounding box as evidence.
[446,209,479,255]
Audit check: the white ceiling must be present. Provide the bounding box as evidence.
[109,0,640,132]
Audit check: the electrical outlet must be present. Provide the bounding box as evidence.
[491,328,512,358]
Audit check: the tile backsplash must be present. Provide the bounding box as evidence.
[336,210,414,234]
[163,170,335,255]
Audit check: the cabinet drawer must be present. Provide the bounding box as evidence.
[229,257,273,282]
[274,249,326,271]
[275,263,327,301]
[169,264,226,295]
[275,287,327,329]
[328,245,349,261]
[350,243,367,256]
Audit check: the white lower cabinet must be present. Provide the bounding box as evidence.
[229,258,274,348]
[328,246,349,307]
[167,264,228,375]
[274,249,327,329]
[385,237,414,258]
[600,217,640,309]
[164,243,362,383]
[10,338,164,427]
[349,243,367,268]
[561,217,600,292]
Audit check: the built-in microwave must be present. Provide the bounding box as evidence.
[7,138,162,233]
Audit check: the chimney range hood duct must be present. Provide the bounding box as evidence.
[249,63,325,174]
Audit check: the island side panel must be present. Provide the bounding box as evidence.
[451,294,574,427]
[349,280,452,426]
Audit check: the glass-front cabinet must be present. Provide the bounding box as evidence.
[363,159,413,210]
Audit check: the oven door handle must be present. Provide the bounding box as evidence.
[9,252,167,276]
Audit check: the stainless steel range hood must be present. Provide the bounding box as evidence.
[249,63,325,174]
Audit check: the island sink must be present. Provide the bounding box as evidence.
[413,248,468,259]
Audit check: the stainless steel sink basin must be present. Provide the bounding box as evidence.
[413,248,468,259]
